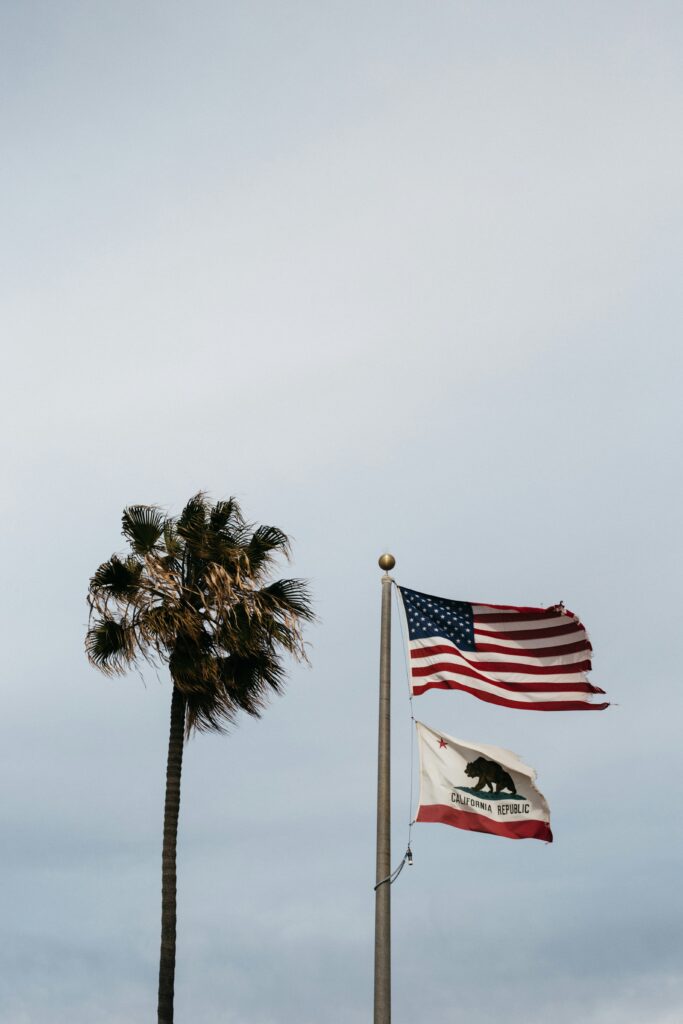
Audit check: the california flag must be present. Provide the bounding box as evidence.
[415,721,553,843]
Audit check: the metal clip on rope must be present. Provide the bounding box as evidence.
[374,846,413,890]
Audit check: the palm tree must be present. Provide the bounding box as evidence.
[85,493,313,1024]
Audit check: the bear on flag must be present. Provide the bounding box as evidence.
[398,586,608,711]
[415,722,553,843]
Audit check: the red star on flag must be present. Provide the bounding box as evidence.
[438,738,447,749]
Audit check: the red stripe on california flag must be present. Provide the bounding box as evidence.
[416,804,553,842]
[410,677,608,710]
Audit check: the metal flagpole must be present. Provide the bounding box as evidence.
[374,553,395,1024]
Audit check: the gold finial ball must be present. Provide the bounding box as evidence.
[378,553,396,571]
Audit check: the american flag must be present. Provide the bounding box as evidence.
[398,586,608,711]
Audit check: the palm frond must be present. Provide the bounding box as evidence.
[122,505,166,554]
[214,602,263,658]
[162,521,184,562]
[264,618,310,660]
[168,628,215,682]
[245,525,291,574]
[209,498,244,536]
[251,524,290,554]
[177,492,209,533]
[222,648,286,712]
[259,578,315,621]
[203,562,237,610]
[184,648,285,733]
[85,615,136,675]
[89,555,144,602]
[136,604,189,653]
[176,492,211,558]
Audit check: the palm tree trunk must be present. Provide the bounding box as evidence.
[158,685,186,1024]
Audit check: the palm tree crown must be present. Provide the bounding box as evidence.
[86,491,314,730]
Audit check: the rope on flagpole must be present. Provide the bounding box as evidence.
[373,844,414,890]
[395,582,417,850]
[372,582,417,892]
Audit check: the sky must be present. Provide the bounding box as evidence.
[1,2,682,1021]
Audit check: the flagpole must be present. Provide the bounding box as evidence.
[374,553,395,1024]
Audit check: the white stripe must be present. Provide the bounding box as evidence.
[473,630,587,651]
[465,647,589,668]
[413,668,592,703]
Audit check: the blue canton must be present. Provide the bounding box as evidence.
[399,587,476,650]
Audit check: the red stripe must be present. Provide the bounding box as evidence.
[411,638,593,663]
[474,609,563,622]
[429,659,593,677]
[411,677,609,710]
[475,639,591,657]
[417,675,602,692]
[466,660,593,677]
[417,803,553,842]
[411,644,469,659]
[411,655,593,679]
[474,622,582,641]
[416,671,604,695]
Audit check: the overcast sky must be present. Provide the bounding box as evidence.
[1,2,682,1022]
